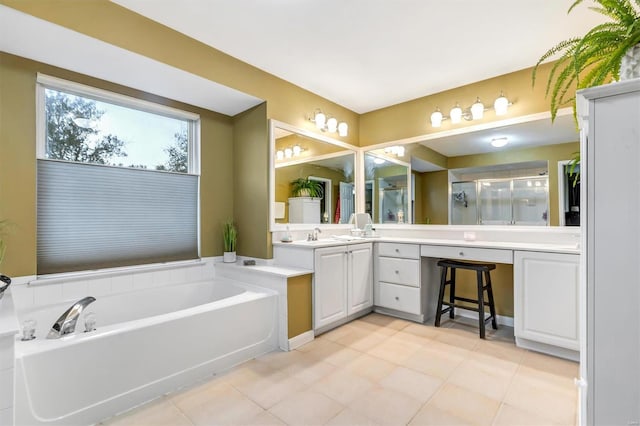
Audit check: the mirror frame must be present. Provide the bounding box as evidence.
[269,119,361,231]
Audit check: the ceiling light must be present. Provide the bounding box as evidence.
[490,137,508,147]
[309,109,348,137]
[374,158,385,164]
[450,103,463,124]
[428,92,512,127]
[430,108,443,127]
[470,97,484,120]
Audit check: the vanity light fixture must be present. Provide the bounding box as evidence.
[490,137,509,147]
[384,145,406,157]
[275,144,304,161]
[429,92,512,128]
[309,109,348,137]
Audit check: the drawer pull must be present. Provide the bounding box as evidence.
[395,270,399,274]
[459,251,464,256]
[395,296,399,301]
[395,248,400,253]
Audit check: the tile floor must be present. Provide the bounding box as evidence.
[102,313,579,425]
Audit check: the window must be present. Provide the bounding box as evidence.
[36,74,201,275]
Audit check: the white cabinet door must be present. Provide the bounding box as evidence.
[514,251,579,350]
[348,243,373,315]
[314,246,348,329]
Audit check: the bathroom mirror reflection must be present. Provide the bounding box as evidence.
[364,152,411,224]
[272,123,357,226]
[365,111,579,226]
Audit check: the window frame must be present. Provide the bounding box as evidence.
[35,73,201,175]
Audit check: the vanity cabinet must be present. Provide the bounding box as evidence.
[514,250,579,354]
[314,243,373,331]
[374,243,427,321]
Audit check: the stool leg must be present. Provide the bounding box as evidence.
[477,270,485,339]
[435,266,448,327]
[485,270,498,330]
[449,267,456,319]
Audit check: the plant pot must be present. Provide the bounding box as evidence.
[620,43,640,80]
[223,251,237,263]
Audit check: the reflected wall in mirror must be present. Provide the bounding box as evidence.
[364,152,411,224]
[273,125,356,225]
[366,111,579,226]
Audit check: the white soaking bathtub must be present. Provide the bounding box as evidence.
[14,277,278,426]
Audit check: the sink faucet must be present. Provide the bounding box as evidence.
[47,296,96,339]
[307,227,322,241]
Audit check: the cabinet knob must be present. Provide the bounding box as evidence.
[395,248,400,253]
[395,270,399,274]
[395,296,399,301]
[459,251,464,256]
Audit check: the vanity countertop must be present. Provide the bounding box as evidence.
[273,236,580,255]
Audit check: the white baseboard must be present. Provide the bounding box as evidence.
[451,308,514,327]
[288,330,314,351]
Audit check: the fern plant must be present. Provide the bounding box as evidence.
[291,178,324,198]
[533,0,640,121]
[222,220,237,253]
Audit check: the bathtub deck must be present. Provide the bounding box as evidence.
[101,313,578,426]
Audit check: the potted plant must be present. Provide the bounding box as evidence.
[291,177,324,198]
[533,0,640,121]
[222,219,237,263]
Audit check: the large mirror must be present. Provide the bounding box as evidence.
[364,111,580,227]
[364,152,411,224]
[271,122,357,227]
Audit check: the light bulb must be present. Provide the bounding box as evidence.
[450,103,462,124]
[284,148,293,158]
[471,97,484,120]
[276,150,284,160]
[338,122,348,137]
[494,92,509,115]
[292,145,301,156]
[397,146,405,157]
[314,111,326,130]
[430,108,443,127]
[327,117,338,133]
[490,137,508,147]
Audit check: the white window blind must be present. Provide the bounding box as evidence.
[37,159,198,274]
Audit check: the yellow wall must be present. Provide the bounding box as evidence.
[287,274,313,338]
[418,170,449,225]
[0,53,234,276]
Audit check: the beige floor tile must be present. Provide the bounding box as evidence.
[368,336,421,365]
[282,352,338,385]
[472,338,526,364]
[296,336,338,353]
[344,353,397,382]
[428,383,501,426]
[515,365,577,394]
[503,370,577,425]
[408,403,472,426]
[170,379,234,410]
[521,350,579,379]
[312,369,375,404]
[350,318,399,336]
[379,366,443,403]
[446,357,516,401]
[256,349,307,371]
[269,390,344,425]
[493,403,564,426]
[325,408,380,425]
[233,370,307,409]
[349,386,424,425]
[359,313,411,331]
[318,323,360,342]
[219,359,278,389]
[403,344,467,380]
[102,399,192,426]
[334,328,390,352]
[300,338,360,367]
[402,322,442,339]
[434,326,482,351]
[172,384,264,426]
[391,330,433,347]
[246,410,286,425]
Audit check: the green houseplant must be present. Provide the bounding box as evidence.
[290,177,324,198]
[533,0,640,121]
[222,220,237,263]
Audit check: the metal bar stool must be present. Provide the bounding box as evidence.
[434,259,498,338]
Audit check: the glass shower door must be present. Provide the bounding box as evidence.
[451,181,478,225]
[478,180,512,225]
[512,177,549,225]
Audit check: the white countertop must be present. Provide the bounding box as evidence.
[273,236,580,255]
[0,291,20,338]
[216,261,313,278]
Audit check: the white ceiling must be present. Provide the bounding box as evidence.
[112,0,605,113]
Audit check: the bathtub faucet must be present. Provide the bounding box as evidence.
[47,296,96,339]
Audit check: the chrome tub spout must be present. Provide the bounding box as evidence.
[47,296,96,339]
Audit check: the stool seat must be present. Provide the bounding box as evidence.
[434,258,498,338]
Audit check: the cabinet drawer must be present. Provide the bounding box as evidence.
[378,257,420,287]
[378,243,420,259]
[420,244,513,264]
[377,282,421,315]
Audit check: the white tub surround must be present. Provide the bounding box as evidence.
[274,226,580,360]
[216,259,314,351]
[11,259,279,426]
[0,288,19,426]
